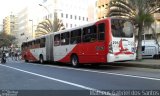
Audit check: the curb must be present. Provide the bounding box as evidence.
[110,62,160,69]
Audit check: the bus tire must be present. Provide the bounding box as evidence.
[24,55,28,62]
[39,55,44,64]
[71,55,79,68]
[153,55,158,59]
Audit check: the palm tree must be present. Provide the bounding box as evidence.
[109,0,160,60]
[35,19,65,38]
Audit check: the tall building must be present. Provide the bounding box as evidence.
[16,6,40,47]
[96,0,110,20]
[17,7,30,47]
[39,0,96,30]
[3,14,18,36]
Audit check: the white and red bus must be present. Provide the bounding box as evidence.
[21,18,136,67]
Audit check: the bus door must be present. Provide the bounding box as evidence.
[59,32,70,62]
[46,35,53,61]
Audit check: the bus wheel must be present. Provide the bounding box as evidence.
[71,55,79,67]
[24,56,28,62]
[39,55,44,64]
[25,59,28,62]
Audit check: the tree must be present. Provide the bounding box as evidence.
[109,0,160,60]
[35,19,65,38]
[0,32,16,50]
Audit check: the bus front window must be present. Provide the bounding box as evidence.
[111,19,134,38]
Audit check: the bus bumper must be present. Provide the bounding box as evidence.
[107,53,136,62]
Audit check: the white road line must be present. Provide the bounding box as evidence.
[0,64,94,90]
[44,65,160,81]
[0,64,113,96]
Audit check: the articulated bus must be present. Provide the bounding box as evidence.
[21,18,136,67]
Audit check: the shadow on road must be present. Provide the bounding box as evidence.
[37,61,126,70]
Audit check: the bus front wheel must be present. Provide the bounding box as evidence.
[71,55,79,67]
[39,55,44,64]
[24,55,28,62]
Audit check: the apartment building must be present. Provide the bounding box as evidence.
[3,14,18,36]
[40,0,96,30]
[16,6,40,47]
[96,0,110,20]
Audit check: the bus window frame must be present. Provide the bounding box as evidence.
[40,38,46,48]
[54,34,61,46]
[70,29,81,44]
[61,32,70,45]
[98,23,105,41]
[82,25,97,43]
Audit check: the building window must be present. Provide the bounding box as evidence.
[75,15,77,20]
[70,15,72,19]
[66,23,68,28]
[79,16,81,20]
[66,14,68,18]
[86,18,88,21]
[83,17,85,21]
[61,13,63,18]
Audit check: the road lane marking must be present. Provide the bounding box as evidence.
[0,64,94,90]
[44,65,160,81]
[8,61,160,81]
[0,64,114,96]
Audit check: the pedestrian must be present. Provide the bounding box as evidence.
[15,52,18,61]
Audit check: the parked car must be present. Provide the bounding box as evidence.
[141,40,160,59]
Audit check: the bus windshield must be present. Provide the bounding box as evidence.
[111,19,134,38]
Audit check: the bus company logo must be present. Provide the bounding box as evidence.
[114,39,133,55]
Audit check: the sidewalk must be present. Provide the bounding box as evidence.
[111,59,160,69]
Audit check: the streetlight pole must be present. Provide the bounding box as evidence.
[39,4,50,19]
[29,19,33,38]
[38,3,54,31]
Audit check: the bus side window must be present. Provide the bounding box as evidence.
[40,38,46,48]
[82,25,97,43]
[54,34,60,46]
[98,23,105,41]
[70,29,81,44]
[61,32,69,45]
[35,39,40,48]
[29,42,32,49]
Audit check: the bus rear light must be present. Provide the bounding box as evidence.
[109,42,113,53]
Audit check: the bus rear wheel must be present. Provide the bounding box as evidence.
[71,55,79,67]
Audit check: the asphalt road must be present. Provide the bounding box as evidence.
[0,59,160,96]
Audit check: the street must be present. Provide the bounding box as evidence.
[0,58,160,96]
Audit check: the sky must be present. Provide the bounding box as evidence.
[0,0,41,24]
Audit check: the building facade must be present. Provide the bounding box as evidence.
[17,7,30,47]
[39,0,96,30]
[96,0,110,20]
[3,15,18,36]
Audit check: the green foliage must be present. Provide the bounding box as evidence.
[0,33,16,47]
